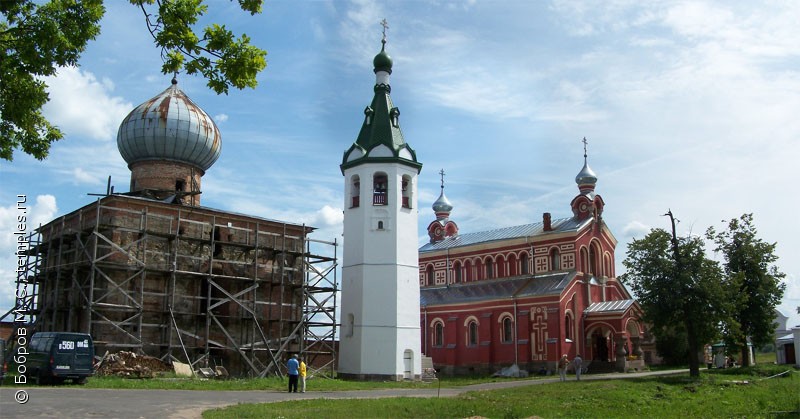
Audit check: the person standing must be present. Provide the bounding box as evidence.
[558,354,569,382]
[299,357,307,393]
[287,354,299,393]
[573,354,583,381]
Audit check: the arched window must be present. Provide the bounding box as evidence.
[550,248,560,271]
[425,265,434,286]
[507,253,518,276]
[453,261,462,283]
[501,316,513,343]
[433,322,444,347]
[521,252,529,274]
[401,175,412,209]
[350,175,360,208]
[464,260,472,282]
[496,255,506,278]
[485,257,494,279]
[467,320,478,346]
[373,172,388,205]
[565,313,574,341]
[377,220,384,230]
[589,244,599,276]
[475,259,484,281]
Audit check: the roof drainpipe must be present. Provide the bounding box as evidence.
[513,297,519,368]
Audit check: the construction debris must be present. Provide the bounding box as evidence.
[96,351,173,378]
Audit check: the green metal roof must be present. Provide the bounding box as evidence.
[340,45,421,174]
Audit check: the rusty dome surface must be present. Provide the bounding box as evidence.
[117,81,221,171]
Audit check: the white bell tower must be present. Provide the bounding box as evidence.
[338,22,422,381]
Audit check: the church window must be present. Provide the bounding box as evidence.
[433,321,444,347]
[373,173,388,205]
[390,107,400,127]
[351,175,360,208]
[467,320,478,346]
[426,265,434,286]
[485,258,494,279]
[401,175,412,208]
[377,221,384,230]
[565,313,574,341]
[175,179,185,192]
[507,254,518,276]
[589,244,599,276]
[501,316,513,343]
[521,253,529,274]
[550,248,560,271]
[464,260,473,282]
[475,259,484,281]
[496,255,506,278]
[453,262,462,283]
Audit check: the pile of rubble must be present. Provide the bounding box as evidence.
[95,351,173,378]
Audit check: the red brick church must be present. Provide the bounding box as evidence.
[419,147,645,375]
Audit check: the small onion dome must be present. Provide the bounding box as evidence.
[432,189,453,219]
[575,160,597,186]
[117,80,221,172]
[373,42,393,74]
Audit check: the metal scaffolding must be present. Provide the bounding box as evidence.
[1,195,338,377]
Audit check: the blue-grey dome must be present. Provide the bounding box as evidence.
[117,81,221,171]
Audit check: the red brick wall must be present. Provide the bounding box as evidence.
[129,161,204,205]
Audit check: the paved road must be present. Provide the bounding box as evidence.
[0,369,687,418]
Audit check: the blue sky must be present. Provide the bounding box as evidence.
[2,0,798,329]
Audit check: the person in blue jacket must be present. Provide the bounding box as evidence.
[287,354,300,393]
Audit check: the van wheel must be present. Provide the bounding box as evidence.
[74,377,87,385]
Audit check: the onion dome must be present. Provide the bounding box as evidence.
[575,138,597,195]
[373,41,393,74]
[117,78,221,172]
[432,169,453,219]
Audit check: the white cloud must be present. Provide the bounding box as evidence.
[214,113,229,123]
[622,221,651,239]
[42,66,132,141]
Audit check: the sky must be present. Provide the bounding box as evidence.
[1,0,798,331]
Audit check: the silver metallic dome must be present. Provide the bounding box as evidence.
[575,160,597,186]
[117,80,221,171]
[432,190,453,214]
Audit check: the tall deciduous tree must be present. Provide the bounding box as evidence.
[707,213,785,367]
[0,0,266,161]
[621,228,729,377]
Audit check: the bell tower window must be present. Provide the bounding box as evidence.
[351,175,360,208]
[401,175,412,208]
[176,179,186,192]
[373,173,388,205]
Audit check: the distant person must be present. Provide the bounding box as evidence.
[287,354,299,393]
[558,354,569,382]
[299,357,307,393]
[573,354,583,381]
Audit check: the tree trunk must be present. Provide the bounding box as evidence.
[686,321,700,377]
[740,345,750,367]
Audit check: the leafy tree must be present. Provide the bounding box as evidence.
[620,227,730,377]
[0,0,266,161]
[707,213,785,367]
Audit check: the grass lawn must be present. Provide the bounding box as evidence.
[202,365,799,419]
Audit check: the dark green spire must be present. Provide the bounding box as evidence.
[340,36,421,174]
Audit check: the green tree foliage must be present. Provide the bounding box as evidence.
[707,213,785,367]
[0,0,266,161]
[620,228,730,377]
